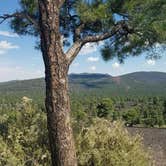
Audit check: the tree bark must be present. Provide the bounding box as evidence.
[45,63,77,166]
[38,1,77,165]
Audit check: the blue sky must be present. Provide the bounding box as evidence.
[0,0,166,82]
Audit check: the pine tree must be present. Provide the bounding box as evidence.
[0,0,166,165]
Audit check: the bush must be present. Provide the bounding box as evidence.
[0,97,51,166]
[76,118,151,166]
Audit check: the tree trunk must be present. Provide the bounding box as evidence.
[45,64,77,166]
[38,1,77,165]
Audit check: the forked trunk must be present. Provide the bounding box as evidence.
[38,1,77,165]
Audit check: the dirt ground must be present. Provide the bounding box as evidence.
[127,127,166,166]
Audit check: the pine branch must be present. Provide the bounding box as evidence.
[66,28,119,64]
[82,21,128,43]
[66,41,83,64]
[0,12,39,30]
[66,21,134,64]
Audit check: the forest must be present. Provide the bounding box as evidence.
[0,72,166,165]
[0,88,166,165]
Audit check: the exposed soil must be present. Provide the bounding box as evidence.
[127,127,166,166]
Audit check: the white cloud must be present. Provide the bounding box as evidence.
[87,56,99,62]
[0,31,19,38]
[0,40,19,55]
[146,59,155,66]
[0,41,19,49]
[90,66,96,72]
[79,41,105,55]
[0,66,44,82]
[112,62,120,69]
[80,43,97,55]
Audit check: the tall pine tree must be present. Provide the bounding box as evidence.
[0,0,166,165]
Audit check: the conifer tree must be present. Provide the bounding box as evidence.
[0,0,165,165]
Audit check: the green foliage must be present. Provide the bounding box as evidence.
[101,0,166,61]
[71,95,166,128]
[76,119,151,166]
[140,107,164,127]
[1,72,166,98]
[0,97,160,165]
[125,0,166,43]
[8,0,166,61]
[163,100,166,123]
[123,108,140,127]
[0,73,166,128]
[0,97,50,166]
[10,0,38,36]
[96,98,114,118]
[20,0,38,14]
[76,0,114,32]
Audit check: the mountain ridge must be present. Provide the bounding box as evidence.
[0,71,166,97]
[0,71,165,84]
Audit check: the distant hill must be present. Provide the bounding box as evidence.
[0,71,166,97]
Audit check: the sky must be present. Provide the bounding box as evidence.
[0,0,166,82]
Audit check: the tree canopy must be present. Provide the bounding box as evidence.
[1,0,166,62]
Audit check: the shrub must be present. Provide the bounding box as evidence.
[0,97,51,166]
[76,118,151,166]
